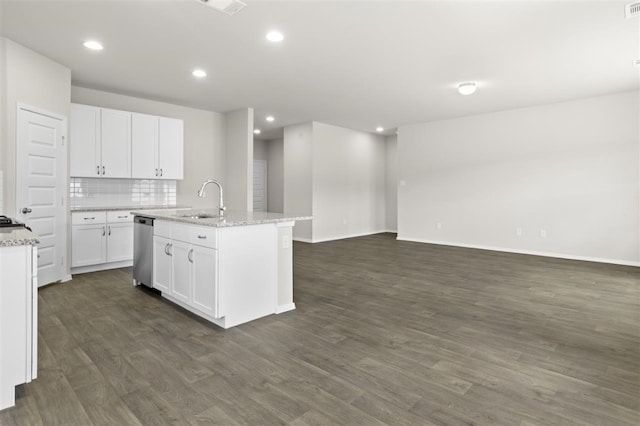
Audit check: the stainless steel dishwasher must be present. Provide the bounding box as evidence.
[133,216,154,287]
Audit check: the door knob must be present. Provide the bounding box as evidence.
[21,207,32,214]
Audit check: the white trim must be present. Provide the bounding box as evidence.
[293,237,313,243]
[17,103,66,121]
[310,230,390,244]
[396,237,640,267]
[276,302,296,314]
[71,260,133,275]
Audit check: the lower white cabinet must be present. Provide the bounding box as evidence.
[0,244,37,411]
[153,225,219,319]
[71,211,134,272]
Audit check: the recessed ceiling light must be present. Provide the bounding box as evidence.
[458,82,477,95]
[83,40,103,51]
[254,129,261,134]
[192,69,207,78]
[376,127,384,132]
[266,116,275,122]
[266,31,284,42]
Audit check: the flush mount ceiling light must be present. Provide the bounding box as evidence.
[458,82,477,95]
[266,31,284,42]
[83,40,103,50]
[266,116,275,122]
[376,127,384,132]
[254,129,261,134]
[192,69,207,78]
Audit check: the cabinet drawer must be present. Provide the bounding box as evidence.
[190,226,217,249]
[107,211,133,223]
[154,220,171,238]
[72,211,106,225]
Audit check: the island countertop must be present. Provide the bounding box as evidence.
[130,208,312,228]
[71,205,190,213]
[0,227,39,247]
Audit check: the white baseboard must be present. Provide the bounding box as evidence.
[292,237,313,243]
[276,302,296,314]
[71,260,133,275]
[396,237,640,267]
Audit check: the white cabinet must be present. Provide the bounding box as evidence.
[71,224,107,267]
[153,236,172,293]
[0,244,37,410]
[131,113,183,179]
[70,104,131,178]
[153,223,219,318]
[158,117,184,179]
[71,211,134,272]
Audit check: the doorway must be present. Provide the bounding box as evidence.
[253,159,267,212]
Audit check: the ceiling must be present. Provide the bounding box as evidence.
[1,0,638,140]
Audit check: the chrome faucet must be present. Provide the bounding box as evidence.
[197,179,226,216]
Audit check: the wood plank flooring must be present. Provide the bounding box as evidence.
[1,233,638,425]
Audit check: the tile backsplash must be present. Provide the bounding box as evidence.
[70,178,176,208]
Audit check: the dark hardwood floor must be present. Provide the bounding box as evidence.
[1,233,638,425]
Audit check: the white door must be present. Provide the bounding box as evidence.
[106,223,133,263]
[191,246,218,318]
[131,113,158,179]
[171,241,191,304]
[253,160,267,212]
[16,105,67,286]
[100,108,131,178]
[71,225,107,267]
[158,117,184,179]
[69,103,100,177]
[152,236,172,292]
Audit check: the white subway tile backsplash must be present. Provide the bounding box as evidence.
[70,178,176,208]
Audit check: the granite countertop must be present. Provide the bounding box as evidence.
[130,208,312,228]
[71,205,190,212]
[0,227,40,247]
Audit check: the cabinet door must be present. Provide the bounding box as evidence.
[191,246,218,318]
[171,241,191,304]
[70,104,100,177]
[158,117,183,180]
[72,225,107,267]
[101,108,131,178]
[106,223,133,263]
[153,236,172,293]
[131,113,159,179]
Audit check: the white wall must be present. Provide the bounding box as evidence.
[0,38,6,215]
[398,91,640,266]
[284,123,313,241]
[253,139,268,161]
[312,122,386,242]
[2,38,71,216]
[225,108,253,211]
[267,138,284,213]
[385,135,398,232]
[71,86,226,210]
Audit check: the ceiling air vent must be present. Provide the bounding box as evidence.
[626,2,640,18]
[196,0,247,16]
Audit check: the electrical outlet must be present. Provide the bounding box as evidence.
[342,218,347,225]
[399,180,407,187]
[516,227,522,237]
[540,229,547,238]
[282,235,290,249]
[436,222,442,230]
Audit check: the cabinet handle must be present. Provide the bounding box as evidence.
[155,168,158,177]
[188,249,193,263]
[108,226,111,236]
[160,168,163,177]
[84,217,95,220]
[102,226,105,236]
[165,243,172,256]
[102,165,105,175]
[117,215,128,219]
[96,165,100,175]
[197,235,207,239]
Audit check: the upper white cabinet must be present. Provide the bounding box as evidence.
[71,103,183,180]
[70,104,131,178]
[131,114,184,179]
[157,117,184,180]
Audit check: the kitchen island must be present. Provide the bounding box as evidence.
[130,209,311,329]
[0,227,38,410]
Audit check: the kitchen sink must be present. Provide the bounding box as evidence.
[178,213,219,219]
